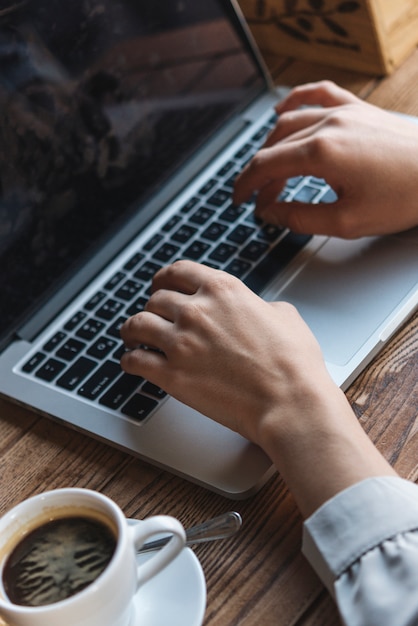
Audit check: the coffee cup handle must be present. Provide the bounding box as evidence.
[131,515,186,588]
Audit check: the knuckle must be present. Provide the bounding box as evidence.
[302,130,337,164]
[119,314,136,338]
[162,259,185,278]
[204,270,241,302]
[120,348,136,370]
[316,79,337,94]
[276,110,295,126]
[279,300,298,316]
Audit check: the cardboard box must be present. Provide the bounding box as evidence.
[238,0,418,75]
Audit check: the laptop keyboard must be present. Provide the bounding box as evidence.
[20,114,336,424]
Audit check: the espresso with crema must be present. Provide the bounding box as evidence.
[2,514,117,607]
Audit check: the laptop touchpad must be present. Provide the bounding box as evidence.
[279,232,418,366]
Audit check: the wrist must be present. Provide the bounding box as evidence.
[255,372,341,456]
[255,379,396,518]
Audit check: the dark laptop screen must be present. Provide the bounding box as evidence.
[0,0,265,347]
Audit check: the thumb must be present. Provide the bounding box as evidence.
[257,200,348,238]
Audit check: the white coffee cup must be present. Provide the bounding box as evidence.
[0,488,186,626]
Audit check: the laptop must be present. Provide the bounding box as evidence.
[0,0,417,499]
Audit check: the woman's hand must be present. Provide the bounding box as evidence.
[120,260,395,517]
[234,80,418,238]
[120,260,327,446]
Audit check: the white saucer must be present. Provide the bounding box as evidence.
[128,520,206,626]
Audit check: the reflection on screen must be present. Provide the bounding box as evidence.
[0,0,264,344]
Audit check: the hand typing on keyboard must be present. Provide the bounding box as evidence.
[233,81,418,239]
[120,259,395,519]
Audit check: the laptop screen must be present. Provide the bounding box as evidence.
[0,0,265,347]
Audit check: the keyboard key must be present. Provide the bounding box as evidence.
[258,224,284,242]
[153,242,181,263]
[207,188,230,208]
[122,393,159,421]
[227,224,255,244]
[22,352,46,373]
[127,297,148,316]
[320,187,338,203]
[99,373,142,409]
[56,338,86,361]
[96,299,124,321]
[78,361,121,400]
[84,291,106,311]
[115,279,143,301]
[216,161,235,177]
[144,233,164,251]
[134,261,162,283]
[87,337,118,359]
[244,211,262,227]
[56,357,97,391]
[223,175,238,191]
[201,222,228,241]
[293,185,321,203]
[224,259,251,278]
[240,240,269,262]
[123,252,145,271]
[76,319,105,341]
[107,316,128,339]
[209,242,238,264]
[162,215,182,232]
[198,179,217,196]
[36,358,66,382]
[64,311,86,331]
[43,331,66,352]
[113,343,127,361]
[234,143,253,161]
[219,204,246,223]
[172,224,198,244]
[251,125,271,143]
[190,206,215,225]
[104,271,125,291]
[285,176,303,188]
[244,232,312,293]
[180,197,199,214]
[182,240,210,260]
[141,381,167,399]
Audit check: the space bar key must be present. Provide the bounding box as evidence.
[244,232,312,294]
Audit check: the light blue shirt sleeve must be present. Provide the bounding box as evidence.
[302,476,418,626]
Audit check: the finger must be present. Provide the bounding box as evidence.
[120,310,172,351]
[255,178,288,212]
[120,345,167,383]
[152,259,217,294]
[256,200,347,237]
[145,288,191,323]
[233,139,323,205]
[264,108,333,147]
[275,81,359,114]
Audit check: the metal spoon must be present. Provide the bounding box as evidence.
[137,511,242,554]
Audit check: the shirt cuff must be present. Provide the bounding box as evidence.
[302,476,418,594]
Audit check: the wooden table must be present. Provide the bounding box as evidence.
[1,50,418,626]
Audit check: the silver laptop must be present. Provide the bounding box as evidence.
[0,0,417,499]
